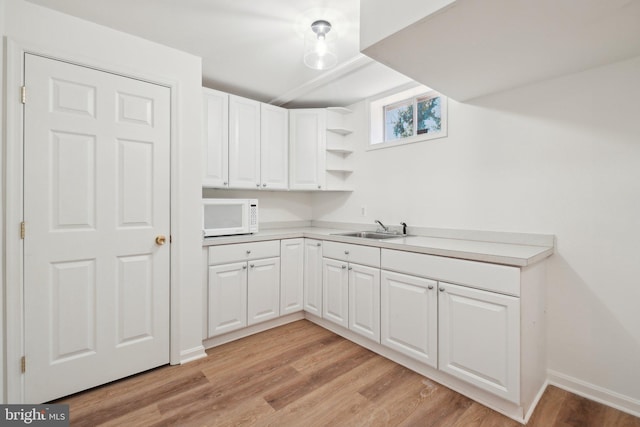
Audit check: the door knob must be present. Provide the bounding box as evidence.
[155,235,167,245]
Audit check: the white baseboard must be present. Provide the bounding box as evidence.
[548,369,640,418]
[179,345,207,364]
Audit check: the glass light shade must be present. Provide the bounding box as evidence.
[303,24,337,70]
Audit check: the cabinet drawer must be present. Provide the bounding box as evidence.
[323,241,380,267]
[381,249,520,296]
[208,240,280,265]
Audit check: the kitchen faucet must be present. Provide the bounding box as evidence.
[374,220,388,232]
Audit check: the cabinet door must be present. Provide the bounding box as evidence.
[202,88,229,188]
[381,270,437,367]
[322,258,349,328]
[247,257,281,325]
[208,262,247,337]
[261,104,288,189]
[349,263,381,342]
[289,109,326,190]
[280,239,304,315]
[438,282,520,403]
[229,95,261,189]
[303,239,323,316]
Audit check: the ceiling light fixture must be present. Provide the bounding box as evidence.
[304,19,337,71]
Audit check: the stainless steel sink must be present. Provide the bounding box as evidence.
[334,231,405,240]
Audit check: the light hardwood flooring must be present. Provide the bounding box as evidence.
[56,320,640,426]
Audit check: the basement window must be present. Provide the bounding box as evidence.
[369,85,447,150]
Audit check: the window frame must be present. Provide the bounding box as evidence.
[368,85,447,151]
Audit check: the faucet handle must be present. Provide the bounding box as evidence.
[400,222,408,235]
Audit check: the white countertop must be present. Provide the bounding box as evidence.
[202,227,554,267]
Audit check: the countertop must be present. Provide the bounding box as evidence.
[202,227,554,267]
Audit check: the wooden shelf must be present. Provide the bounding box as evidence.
[327,127,352,136]
[326,147,353,154]
[326,168,354,173]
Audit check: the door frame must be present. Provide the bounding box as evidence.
[4,38,182,403]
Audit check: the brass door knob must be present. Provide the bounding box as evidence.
[155,235,167,245]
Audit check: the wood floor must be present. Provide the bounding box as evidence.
[56,320,640,426]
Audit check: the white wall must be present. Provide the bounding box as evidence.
[314,56,640,409]
[1,0,204,401]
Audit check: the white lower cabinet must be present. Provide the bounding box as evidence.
[348,263,381,342]
[380,270,437,368]
[247,257,281,325]
[207,241,281,337]
[205,238,545,420]
[322,258,349,328]
[208,262,248,336]
[438,281,520,403]
[303,239,323,316]
[280,239,304,315]
[321,241,381,342]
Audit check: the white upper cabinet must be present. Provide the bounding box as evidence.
[260,104,289,190]
[289,109,326,191]
[229,94,261,189]
[202,88,229,188]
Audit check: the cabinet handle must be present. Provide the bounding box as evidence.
[223,181,228,186]
[250,264,255,268]
[344,250,349,255]
[316,243,321,247]
[439,287,445,292]
[348,267,353,270]
[341,265,347,269]
[262,183,267,187]
[242,265,247,270]
[246,250,251,254]
[428,285,434,290]
[317,185,321,189]
[256,183,260,187]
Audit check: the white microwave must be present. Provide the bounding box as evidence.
[203,198,258,237]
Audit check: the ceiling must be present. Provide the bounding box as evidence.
[24,0,414,108]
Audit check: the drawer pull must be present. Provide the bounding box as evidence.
[250,264,255,268]
[341,265,347,269]
[316,243,321,247]
[439,287,445,292]
[428,285,434,290]
[344,250,349,255]
[246,250,251,254]
[242,265,247,270]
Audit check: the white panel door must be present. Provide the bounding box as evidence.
[202,88,229,188]
[208,262,248,336]
[289,109,326,190]
[247,257,281,325]
[348,264,381,343]
[438,282,520,403]
[23,54,170,403]
[229,95,260,189]
[322,258,349,328]
[280,239,304,315]
[260,103,288,189]
[303,239,323,316]
[381,271,438,367]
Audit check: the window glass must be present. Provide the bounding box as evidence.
[417,96,441,135]
[368,86,447,150]
[384,102,414,141]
